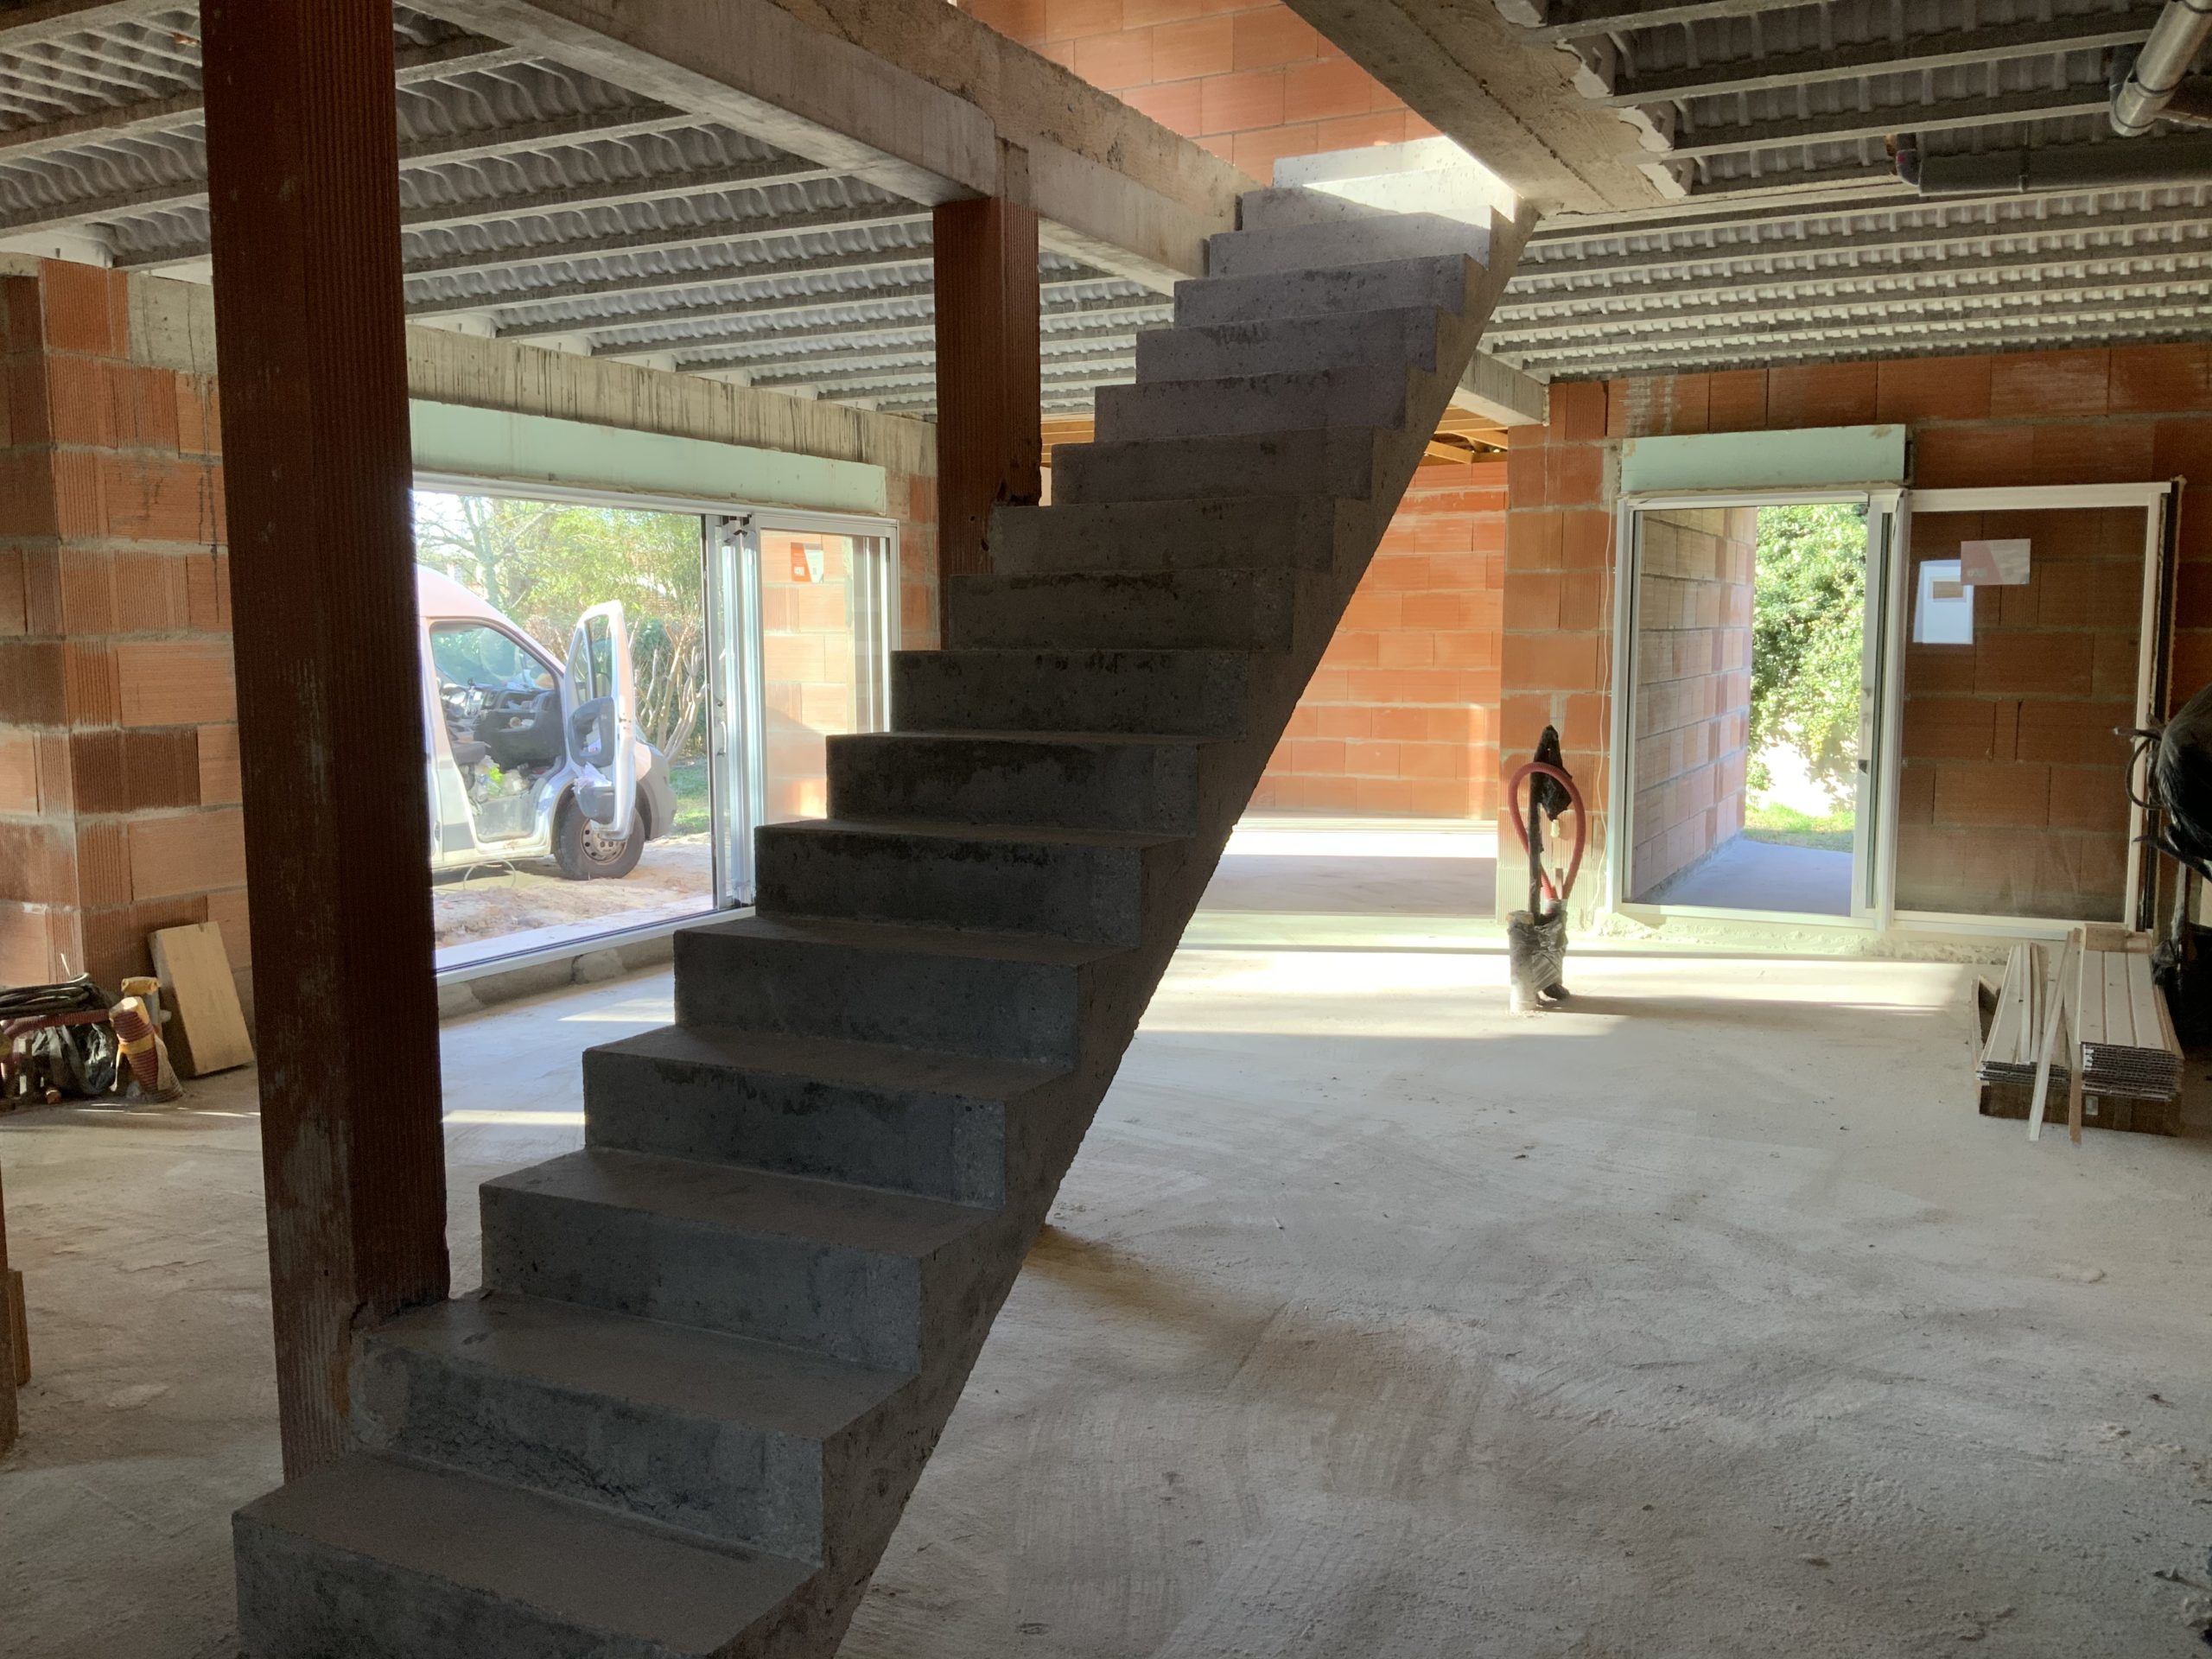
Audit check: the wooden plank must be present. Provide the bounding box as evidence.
[2104,950,2133,1051]
[2028,935,2075,1142]
[2077,948,2106,1051]
[149,922,254,1077]
[2126,951,2166,1058]
[203,0,451,1477]
[2068,930,2087,1145]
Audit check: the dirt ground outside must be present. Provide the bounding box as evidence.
[429,835,715,967]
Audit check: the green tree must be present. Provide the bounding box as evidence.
[1749,503,1866,803]
[413,492,708,759]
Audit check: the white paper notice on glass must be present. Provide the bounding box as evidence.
[1915,558,1974,645]
[1959,537,2031,586]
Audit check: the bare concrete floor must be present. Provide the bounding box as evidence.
[9,822,2212,1656]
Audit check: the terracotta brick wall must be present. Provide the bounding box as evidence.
[1500,344,2212,925]
[2,257,943,1004]
[1899,505,2142,919]
[1253,460,1504,817]
[0,259,245,1003]
[1626,505,1754,898]
[957,0,1435,179]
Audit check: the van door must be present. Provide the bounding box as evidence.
[563,602,639,838]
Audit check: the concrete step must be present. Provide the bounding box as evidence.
[1205,210,1490,279]
[828,730,1212,836]
[676,912,1111,1066]
[481,1148,995,1371]
[585,1026,1063,1205]
[1052,428,1385,505]
[354,1294,910,1561]
[1174,253,1476,329]
[892,646,1256,740]
[990,496,1344,576]
[754,817,1180,947]
[1135,307,1442,383]
[946,567,1303,651]
[234,1452,815,1659]
[1095,365,1408,442]
[1237,185,1392,232]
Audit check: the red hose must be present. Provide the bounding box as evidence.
[1507,760,1586,906]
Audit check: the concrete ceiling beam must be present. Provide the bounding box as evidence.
[399,200,931,283]
[1491,259,2212,338]
[0,0,176,53]
[0,37,543,170]
[1588,10,2165,110]
[408,0,1248,289]
[1507,205,2212,293]
[410,241,934,322]
[1526,0,1797,45]
[1497,293,2211,368]
[1657,86,2113,164]
[1450,350,1548,426]
[1280,0,1663,213]
[0,103,706,238]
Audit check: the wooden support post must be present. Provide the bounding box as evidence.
[931,156,1042,631]
[201,0,448,1478]
[1,1164,16,1457]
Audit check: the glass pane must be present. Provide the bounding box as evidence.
[1894,506,2144,923]
[757,529,887,823]
[412,489,715,973]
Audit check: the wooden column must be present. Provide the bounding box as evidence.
[1,1166,16,1458]
[932,159,1042,627]
[201,0,448,1478]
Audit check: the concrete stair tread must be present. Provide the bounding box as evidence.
[696,910,1120,967]
[593,1023,1066,1104]
[761,815,1182,854]
[370,1292,910,1442]
[236,1452,815,1654]
[487,1147,1000,1257]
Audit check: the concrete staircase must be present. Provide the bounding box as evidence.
[232,190,1530,1658]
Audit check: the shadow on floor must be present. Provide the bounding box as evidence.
[1642,833,1853,916]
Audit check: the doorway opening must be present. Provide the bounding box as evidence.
[1620,496,1891,922]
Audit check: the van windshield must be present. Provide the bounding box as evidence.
[429,622,549,691]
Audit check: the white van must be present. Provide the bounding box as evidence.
[417,567,676,880]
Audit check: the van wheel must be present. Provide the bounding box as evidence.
[554,797,645,880]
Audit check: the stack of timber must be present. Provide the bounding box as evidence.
[1977,943,2071,1096]
[1976,928,2183,1136]
[2076,931,2183,1112]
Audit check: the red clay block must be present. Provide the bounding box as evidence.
[1703,368,1768,434]
[1044,0,1121,38]
[1230,5,1316,69]
[40,261,122,357]
[1123,78,1205,130]
[1875,353,1992,424]
[1766,360,1878,429]
[1912,426,2036,488]
[1932,762,2050,829]
[1230,123,1320,177]
[1074,28,1153,86]
[1150,16,1238,79]
[1198,66,1285,132]
[1505,509,1564,571]
[1281,55,1377,123]
[1549,380,1606,443]
[1990,347,2109,418]
[2029,418,2155,486]
[2109,343,2212,414]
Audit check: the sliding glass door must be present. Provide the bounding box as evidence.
[1613,492,1902,925]
[708,512,897,906]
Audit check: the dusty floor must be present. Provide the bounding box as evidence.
[8,821,2212,1657]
